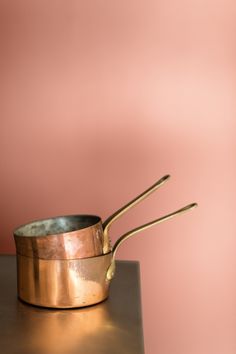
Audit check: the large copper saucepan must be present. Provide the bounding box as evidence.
[14,175,197,308]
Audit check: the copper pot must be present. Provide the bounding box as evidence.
[14,175,197,308]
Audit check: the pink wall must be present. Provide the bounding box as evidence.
[1,1,236,353]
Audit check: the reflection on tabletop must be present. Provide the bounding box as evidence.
[15,300,127,354]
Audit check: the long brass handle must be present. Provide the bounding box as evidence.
[102,174,171,253]
[106,202,198,280]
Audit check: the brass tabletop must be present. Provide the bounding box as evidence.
[0,255,144,354]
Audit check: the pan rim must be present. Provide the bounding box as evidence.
[13,214,102,237]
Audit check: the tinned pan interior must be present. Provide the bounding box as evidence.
[17,252,113,308]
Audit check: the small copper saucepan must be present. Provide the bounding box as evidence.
[14,175,197,308]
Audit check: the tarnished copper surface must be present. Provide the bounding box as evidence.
[14,219,104,260]
[17,253,112,308]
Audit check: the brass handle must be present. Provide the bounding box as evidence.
[106,202,198,280]
[102,174,171,253]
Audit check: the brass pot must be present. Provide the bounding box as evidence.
[14,175,197,308]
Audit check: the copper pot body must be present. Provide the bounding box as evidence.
[14,215,106,260]
[17,252,113,308]
[13,175,197,308]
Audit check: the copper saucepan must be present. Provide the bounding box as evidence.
[14,175,197,308]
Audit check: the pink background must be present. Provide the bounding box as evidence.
[1,1,236,353]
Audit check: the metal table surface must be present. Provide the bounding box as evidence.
[0,255,144,354]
